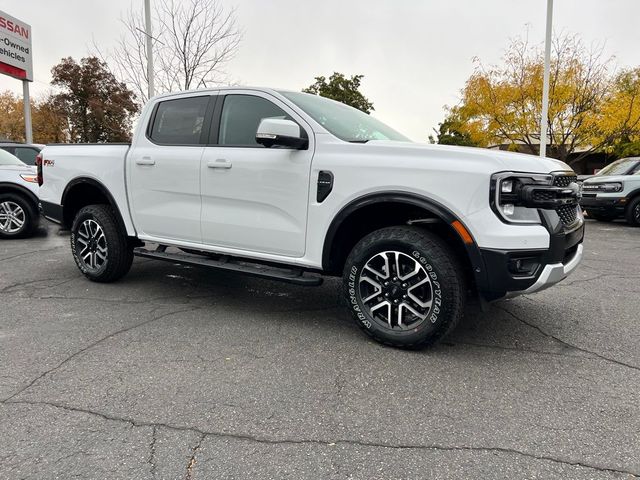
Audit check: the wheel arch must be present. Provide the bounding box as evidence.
[322,191,488,292]
[0,182,39,209]
[62,177,128,234]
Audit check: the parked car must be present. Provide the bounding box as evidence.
[37,87,584,349]
[0,141,42,166]
[580,157,640,226]
[0,149,40,238]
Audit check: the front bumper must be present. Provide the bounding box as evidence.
[579,194,626,217]
[477,210,585,301]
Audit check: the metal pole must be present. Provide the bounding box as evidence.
[539,0,553,157]
[144,0,155,99]
[22,80,33,144]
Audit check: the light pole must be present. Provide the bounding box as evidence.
[539,0,553,157]
[144,0,155,99]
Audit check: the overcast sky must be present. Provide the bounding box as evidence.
[1,0,639,141]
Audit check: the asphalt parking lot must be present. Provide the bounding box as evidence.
[0,219,638,479]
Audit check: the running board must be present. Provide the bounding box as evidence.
[133,247,323,286]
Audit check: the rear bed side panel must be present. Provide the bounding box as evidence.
[38,144,136,235]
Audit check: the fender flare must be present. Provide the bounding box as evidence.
[62,177,128,233]
[321,191,489,291]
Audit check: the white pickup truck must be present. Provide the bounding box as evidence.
[38,87,584,348]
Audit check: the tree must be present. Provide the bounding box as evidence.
[443,33,640,164]
[429,114,479,146]
[0,90,68,143]
[303,73,374,113]
[50,57,139,143]
[98,0,241,105]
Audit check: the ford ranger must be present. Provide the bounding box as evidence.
[37,87,584,348]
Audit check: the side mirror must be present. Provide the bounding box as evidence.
[256,118,308,150]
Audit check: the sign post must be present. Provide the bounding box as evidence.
[0,10,34,142]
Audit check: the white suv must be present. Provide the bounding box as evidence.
[0,149,40,238]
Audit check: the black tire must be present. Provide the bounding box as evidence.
[625,197,640,227]
[70,204,133,282]
[585,210,615,222]
[0,192,38,239]
[342,226,466,349]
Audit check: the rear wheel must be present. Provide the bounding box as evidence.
[342,226,466,349]
[625,197,640,227]
[71,204,133,282]
[0,193,37,239]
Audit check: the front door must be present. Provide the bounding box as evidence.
[200,92,313,257]
[128,94,213,243]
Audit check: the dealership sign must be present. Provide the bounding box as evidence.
[0,10,33,81]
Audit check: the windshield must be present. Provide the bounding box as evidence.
[0,149,27,167]
[279,91,410,143]
[596,158,638,176]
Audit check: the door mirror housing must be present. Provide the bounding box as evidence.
[256,118,308,150]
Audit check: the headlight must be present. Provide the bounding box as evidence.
[491,173,552,224]
[490,172,581,225]
[582,182,623,193]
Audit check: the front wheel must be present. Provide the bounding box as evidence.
[71,204,133,282]
[342,226,466,349]
[625,197,640,227]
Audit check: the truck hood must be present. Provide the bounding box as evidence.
[365,141,573,174]
[583,174,633,183]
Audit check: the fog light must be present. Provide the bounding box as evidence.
[502,204,515,216]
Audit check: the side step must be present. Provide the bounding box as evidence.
[133,247,323,286]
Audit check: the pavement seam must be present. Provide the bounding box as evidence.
[0,246,65,264]
[3,399,638,478]
[495,304,640,372]
[1,305,203,403]
[148,425,157,478]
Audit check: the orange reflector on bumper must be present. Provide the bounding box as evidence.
[451,220,474,245]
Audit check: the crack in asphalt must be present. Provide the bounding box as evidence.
[0,275,78,294]
[455,341,589,360]
[495,304,640,372]
[183,432,205,480]
[0,246,65,264]
[2,399,638,478]
[2,306,203,403]
[148,425,157,478]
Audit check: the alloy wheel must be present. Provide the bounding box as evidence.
[358,251,433,330]
[0,201,26,234]
[76,219,108,270]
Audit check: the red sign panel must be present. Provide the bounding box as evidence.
[0,60,27,79]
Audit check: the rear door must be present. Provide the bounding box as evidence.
[200,92,314,257]
[127,94,214,243]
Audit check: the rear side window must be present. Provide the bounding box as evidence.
[150,96,209,145]
[13,147,39,166]
[218,95,291,146]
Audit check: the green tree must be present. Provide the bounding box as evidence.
[429,115,478,146]
[51,57,139,143]
[303,72,374,113]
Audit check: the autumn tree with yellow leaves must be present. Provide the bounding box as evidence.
[0,90,69,144]
[434,34,640,164]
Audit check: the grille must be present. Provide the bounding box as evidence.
[532,190,555,202]
[557,204,578,226]
[552,175,575,188]
[552,173,579,226]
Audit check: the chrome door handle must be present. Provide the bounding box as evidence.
[136,157,155,165]
[208,159,232,169]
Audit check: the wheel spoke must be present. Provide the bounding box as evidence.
[359,250,434,330]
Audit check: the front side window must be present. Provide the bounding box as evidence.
[150,96,209,145]
[218,95,291,146]
[13,147,39,165]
